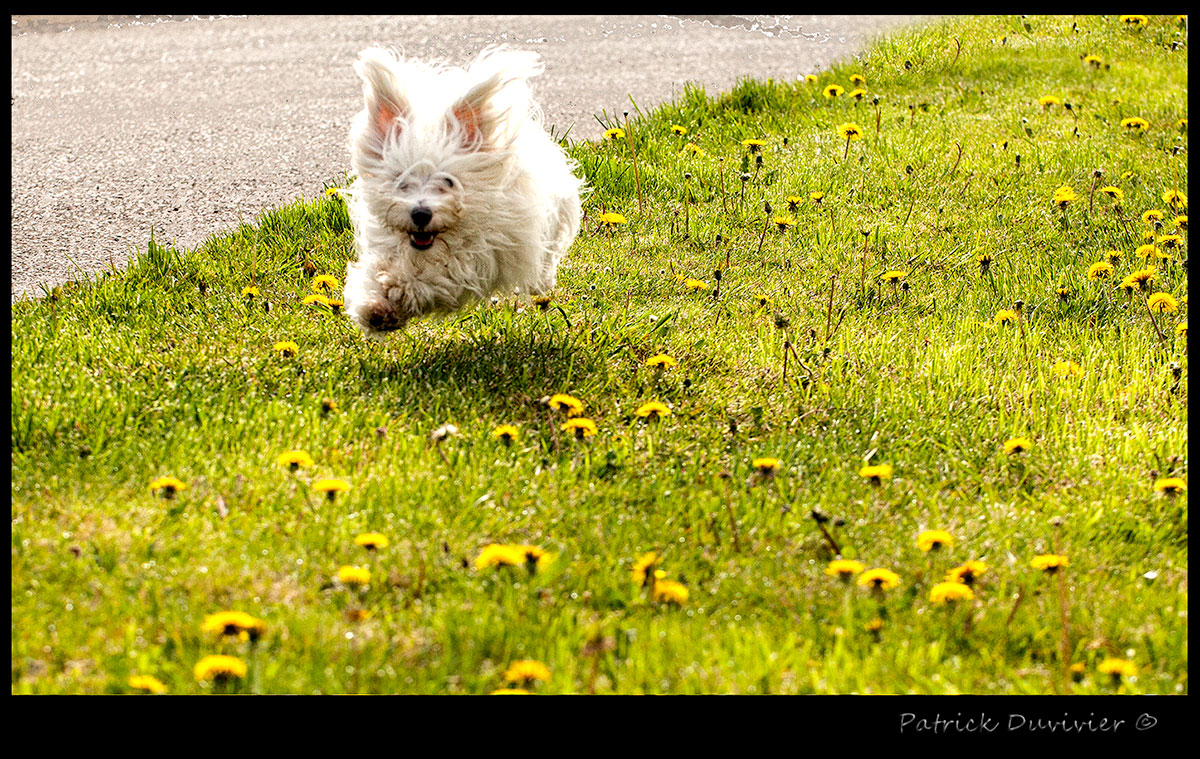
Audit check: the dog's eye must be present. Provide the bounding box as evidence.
[442,177,455,189]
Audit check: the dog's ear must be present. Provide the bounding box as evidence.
[354,48,409,143]
[448,47,543,150]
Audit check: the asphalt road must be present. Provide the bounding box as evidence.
[11,15,925,298]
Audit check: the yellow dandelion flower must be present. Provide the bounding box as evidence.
[1098,186,1124,201]
[128,674,168,694]
[504,660,551,685]
[1172,215,1187,229]
[684,278,709,291]
[1178,118,1189,132]
[1135,244,1160,259]
[1120,116,1149,132]
[1142,209,1165,225]
[547,393,585,416]
[1126,267,1157,290]
[945,560,988,586]
[857,568,901,591]
[1052,185,1078,207]
[1098,658,1138,679]
[1119,15,1148,28]
[652,579,689,605]
[880,270,907,284]
[917,530,954,552]
[302,293,331,307]
[603,127,625,140]
[336,565,371,586]
[773,215,797,231]
[1154,477,1186,495]
[825,559,866,580]
[753,457,781,475]
[561,417,598,438]
[823,84,845,98]
[277,449,314,470]
[1087,262,1114,281]
[859,463,893,483]
[1156,234,1182,249]
[491,424,519,444]
[193,655,247,683]
[1051,360,1084,378]
[645,353,677,368]
[240,285,260,297]
[994,309,1020,326]
[741,138,767,151]
[850,74,866,85]
[201,611,267,641]
[1106,249,1124,263]
[670,124,687,136]
[785,195,804,212]
[682,142,706,156]
[149,475,187,495]
[491,688,533,695]
[810,191,825,203]
[273,340,299,356]
[313,478,350,499]
[838,122,864,140]
[1148,292,1179,314]
[929,581,975,605]
[1038,95,1062,108]
[1175,322,1187,341]
[354,532,389,550]
[635,401,671,419]
[1031,554,1069,573]
[311,275,339,293]
[474,544,524,570]
[513,544,554,572]
[848,88,868,100]
[805,74,818,84]
[1162,190,1187,209]
[632,552,660,587]
[1003,436,1034,455]
[1083,54,1103,67]
[597,212,627,227]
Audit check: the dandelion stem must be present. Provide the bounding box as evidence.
[825,274,837,342]
[756,213,770,259]
[627,129,645,216]
[1053,528,1072,694]
[1141,294,1168,346]
[723,479,742,553]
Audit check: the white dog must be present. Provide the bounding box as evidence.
[342,46,583,336]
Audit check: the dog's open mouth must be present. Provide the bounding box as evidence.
[409,231,438,250]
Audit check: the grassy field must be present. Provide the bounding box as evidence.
[11,14,1188,695]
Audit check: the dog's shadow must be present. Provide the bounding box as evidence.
[353,329,605,417]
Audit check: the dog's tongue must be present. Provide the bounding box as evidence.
[410,232,436,250]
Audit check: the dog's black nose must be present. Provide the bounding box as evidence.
[410,207,433,228]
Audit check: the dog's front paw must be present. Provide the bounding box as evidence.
[368,300,408,332]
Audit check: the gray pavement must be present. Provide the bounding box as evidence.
[11,15,926,298]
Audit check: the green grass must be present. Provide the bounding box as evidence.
[11,14,1188,695]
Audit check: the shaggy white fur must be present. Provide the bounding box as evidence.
[342,46,584,336]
